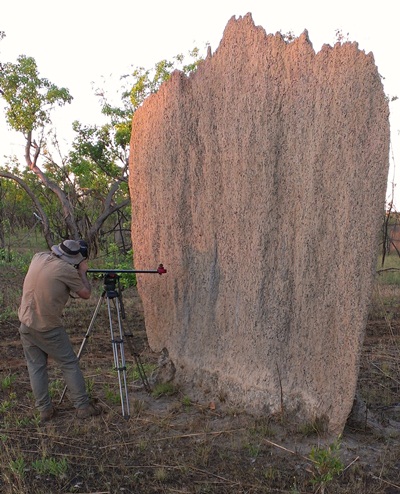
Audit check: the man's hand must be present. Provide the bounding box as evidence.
[76,260,91,299]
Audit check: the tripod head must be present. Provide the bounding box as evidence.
[103,272,120,298]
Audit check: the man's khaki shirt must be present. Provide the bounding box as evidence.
[18,252,85,331]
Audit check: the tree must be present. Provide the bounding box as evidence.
[0,54,77,246]
[0,41,204,254]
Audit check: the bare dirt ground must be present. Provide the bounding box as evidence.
[0,270,400,493]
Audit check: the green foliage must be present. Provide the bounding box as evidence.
[85,377,95,399]
[104,384,121,405]
[126,47,204,111]
[0,306,14,323]
[151,382,178,398]
[48,379,63,399]
[69,121,125,185]
[0,45,205,250]
[1,374,16,390]
[14,416,32,428]
[31,456,68,477]
[0,172,38,231]
[0,55,72,133]
[68,46,205,201]
[181,395,192,407]
[103,242,131,267]
[0,248,33,272]
[245,442,261,460]
[129,363,156,382]
[308,438,344,489]
[92,243,136,287]
[9,457,26,478]
[0,400,14,413]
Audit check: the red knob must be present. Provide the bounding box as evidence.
[157,264,167,275]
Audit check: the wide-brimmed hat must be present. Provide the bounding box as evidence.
[51,239,85,265]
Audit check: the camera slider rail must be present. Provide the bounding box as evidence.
[87,263,167,275]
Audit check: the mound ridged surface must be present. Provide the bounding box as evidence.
[129,13,389,433]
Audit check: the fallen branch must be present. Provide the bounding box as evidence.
[376,267,400,273]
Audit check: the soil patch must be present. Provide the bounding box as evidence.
[1,277,399,493]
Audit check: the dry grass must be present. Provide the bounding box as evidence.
[0,265,400,493]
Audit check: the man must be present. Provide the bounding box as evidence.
[18,239,100,423]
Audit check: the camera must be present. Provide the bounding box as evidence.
[79,240,89,259]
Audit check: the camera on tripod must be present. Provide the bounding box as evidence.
[78,240,89,259]
[60,258,167,419]
[103,273,119,298]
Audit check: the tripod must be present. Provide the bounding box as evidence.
[59,272,152,419]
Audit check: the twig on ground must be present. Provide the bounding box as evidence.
[264,437,312,463]
[370,362,400,385]
[370,474,400,490]
[340,456,360,475]
[98,428,244,449]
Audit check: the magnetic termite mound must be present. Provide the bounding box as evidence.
[129,13,389,434]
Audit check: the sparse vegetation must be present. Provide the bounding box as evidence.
[308,438,344,492]
[151,381,178,398]
[1,374,16,390]
[377,253,400,285]
[0,241,399,493]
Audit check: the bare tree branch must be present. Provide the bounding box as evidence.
[24,131,79,239]
[0,170,54,247]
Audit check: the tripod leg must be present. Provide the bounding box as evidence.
[59,293,105,405]
[107,295,130,419]
[117,285,151,392]
[123,331,151,393]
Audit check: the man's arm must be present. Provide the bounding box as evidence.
[76,260,91,299]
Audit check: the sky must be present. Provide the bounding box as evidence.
[1,0,399,207]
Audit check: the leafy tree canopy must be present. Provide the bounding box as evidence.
[0,55,72,133]
[0,37,205,253]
